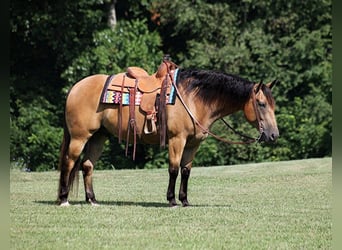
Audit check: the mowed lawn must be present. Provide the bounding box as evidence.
[10,158,331,249]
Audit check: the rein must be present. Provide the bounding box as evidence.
[166,63,261,145]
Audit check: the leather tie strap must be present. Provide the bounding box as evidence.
[126,79,138,160]
[118,74,125,143]
[158,73,169,148]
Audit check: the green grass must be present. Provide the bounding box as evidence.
[10,158,331,249]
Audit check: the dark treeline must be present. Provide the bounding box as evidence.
[10,0,331,171]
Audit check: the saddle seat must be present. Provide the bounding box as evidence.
[126,66,149,79]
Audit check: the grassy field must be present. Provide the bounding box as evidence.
[10,158,331,249]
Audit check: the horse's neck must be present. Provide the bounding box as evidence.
[215,87,252,121]
[221,100,246,117]
[183,93,244,129]
[209,101,244,125]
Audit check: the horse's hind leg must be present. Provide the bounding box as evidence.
[81,130,107,205]
[58,138,87,206]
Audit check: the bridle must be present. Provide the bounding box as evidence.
[166,62,263,145]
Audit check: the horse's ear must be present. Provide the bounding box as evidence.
[255,80,263,93]
[268,79,279,89]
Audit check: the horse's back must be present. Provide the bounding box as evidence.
[68,74,108,99]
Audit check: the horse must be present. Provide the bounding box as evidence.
[57,60,279,207]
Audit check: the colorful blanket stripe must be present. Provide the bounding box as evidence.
[101,85,176,105]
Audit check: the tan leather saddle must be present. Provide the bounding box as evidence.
[101,59,179,159]
[106,60,177,115]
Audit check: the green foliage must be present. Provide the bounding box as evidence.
[10,98,63,171]
[10,0,111,103]
[193,137,225,166]
[144,148,169,169]
[62,19,163,87]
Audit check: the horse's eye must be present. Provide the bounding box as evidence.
[258,101,266,108]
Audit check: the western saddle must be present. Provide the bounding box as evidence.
[100,56,179,159]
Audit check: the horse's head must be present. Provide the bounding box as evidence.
[243,80,279,143]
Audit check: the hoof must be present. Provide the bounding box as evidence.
[181,200,190,207]
[59,201,70,207]
[168,199,178,207]
[87,198,99,206]
[90,201,100,206]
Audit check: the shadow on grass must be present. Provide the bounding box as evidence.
[34,200,167,207]
[35,200,231,208]
[100,200,168,207]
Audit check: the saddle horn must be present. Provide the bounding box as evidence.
[158,54,178,78]
[163,54,171,61]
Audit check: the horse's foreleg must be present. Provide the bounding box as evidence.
[179,166,191,206]
[167,136,186,207]
[167,167,178,207]
[179,145,200,207]
[81,131,107,205]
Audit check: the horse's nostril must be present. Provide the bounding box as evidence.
[271,133,278,141]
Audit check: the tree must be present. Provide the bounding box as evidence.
[10,97,63,171]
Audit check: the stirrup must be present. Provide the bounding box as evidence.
[144,114,157,134]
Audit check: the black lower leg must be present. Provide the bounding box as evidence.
[85,192,97,204]
[58,170,70,204]
[179,167,191,206]
[82,163,97,204]
[166,169,178,206]
[84,183,97,204]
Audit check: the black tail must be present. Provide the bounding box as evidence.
[58,121,70,171]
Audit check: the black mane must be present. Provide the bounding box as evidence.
[177,69,254,105]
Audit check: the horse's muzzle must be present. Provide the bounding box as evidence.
[258,131,279,143]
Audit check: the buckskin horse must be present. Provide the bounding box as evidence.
[57,58,279,207]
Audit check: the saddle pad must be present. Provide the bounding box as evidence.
[101,90,142,105]
[101,84,176,105]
